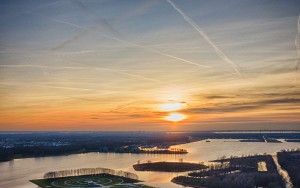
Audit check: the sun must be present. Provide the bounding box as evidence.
[159,102,185,112]
[165,113,187,122]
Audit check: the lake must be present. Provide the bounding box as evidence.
[0,139,299,188]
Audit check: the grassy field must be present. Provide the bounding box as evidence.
[30,173,153,188]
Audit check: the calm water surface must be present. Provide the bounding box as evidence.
[1,139,299,188]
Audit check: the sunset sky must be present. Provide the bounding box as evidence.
[0,0,299,131]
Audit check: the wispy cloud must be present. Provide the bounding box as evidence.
[295,15,300,71]
[0,82,93,91]
[0,64,161,83]
[186,98,300,114]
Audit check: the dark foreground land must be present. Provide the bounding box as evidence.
[172,154,285,188]
[0,132,194,162]
[277,150,300,188]
[133,161,208,172]
[30,173,153,188]
[1,131,300,162]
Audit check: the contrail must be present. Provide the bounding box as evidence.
[295,15,300,71]
[38,85,92,91]
[51,29,89,51]
[51,18,85,29]
[43,15,208,69]
[0,64,161,83]
[166,0,241,76]
[71,0,122,38]
[0,1,60,23]
[118,72,160,83]
[69,0,208,69]
[0,82,93,91]
[104,34,209,69]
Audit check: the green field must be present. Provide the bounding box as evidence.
[30,173,153,188]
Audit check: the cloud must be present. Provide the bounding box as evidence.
[186,98,300,114]
[295,15,300,71]
[204,95,235,99]
[202,90,300,100]
[265,57,299,63]
[0,81,93,91]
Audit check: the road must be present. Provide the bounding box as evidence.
[272,155,293,188]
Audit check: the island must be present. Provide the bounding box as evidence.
[133,161,208,172]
